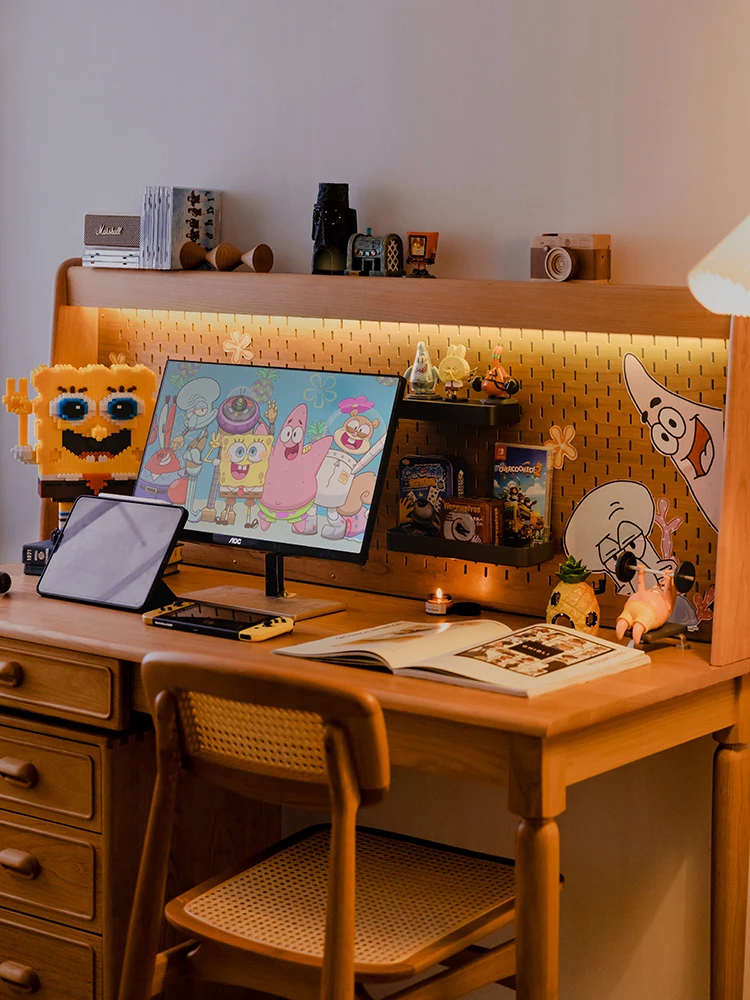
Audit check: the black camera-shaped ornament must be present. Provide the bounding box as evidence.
[530,233,611,282]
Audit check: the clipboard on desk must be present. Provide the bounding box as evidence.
[37,494,187,613]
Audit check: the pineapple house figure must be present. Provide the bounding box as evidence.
[546,556,604,636]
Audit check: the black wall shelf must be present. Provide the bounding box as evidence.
[386,528,555,567]
[397,397,521,426]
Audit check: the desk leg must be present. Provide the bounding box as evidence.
[509,735,565,1000]
[515,817,560,1000]
[711,739,750,1000]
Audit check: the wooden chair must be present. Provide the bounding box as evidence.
[118,651,522,1000]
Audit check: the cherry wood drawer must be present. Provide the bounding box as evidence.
[0,810,101,931]
[0,907,100,999]
[0,726,99,832]
[0,639,126,730]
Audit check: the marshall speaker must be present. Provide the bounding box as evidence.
[83,214,141,268]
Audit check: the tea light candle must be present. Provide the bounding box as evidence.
[425,588,453,615]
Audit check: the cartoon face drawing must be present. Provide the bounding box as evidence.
[261,404,333,512]
[32,363,157,483]
[218,433,272,490]
[175,376,220,431]
[622,353,724,531]
[334,412,379,455]
[564,481,674,594]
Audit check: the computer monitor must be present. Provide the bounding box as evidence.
[133,359,404,615]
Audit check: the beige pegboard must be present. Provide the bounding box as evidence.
[97,308,726,633]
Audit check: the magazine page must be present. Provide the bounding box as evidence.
[405,623,650,696]
[274,619,511,671]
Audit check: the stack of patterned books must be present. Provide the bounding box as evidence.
[140,187,222,269]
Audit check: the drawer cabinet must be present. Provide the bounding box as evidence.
[0,725,99,831]
[0,713,155,999]
[0,906,101,999]
[0,810,101,930]
[0,639,126,730]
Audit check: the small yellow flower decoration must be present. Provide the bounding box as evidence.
[108,352,127,365]
[545,423,578,470]
[223,329,254,364]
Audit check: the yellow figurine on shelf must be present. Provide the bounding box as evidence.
[438,345,472,401]
[3,361,157,528]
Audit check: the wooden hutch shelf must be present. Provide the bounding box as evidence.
[58,263,729,339]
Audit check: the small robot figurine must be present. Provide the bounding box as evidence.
[475,344,520,402]
[438,345,472,401]
[404,341,440,397]
[614,552,696,645]
[406,232,439,278]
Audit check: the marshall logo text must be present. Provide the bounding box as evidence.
[96,225,123,236]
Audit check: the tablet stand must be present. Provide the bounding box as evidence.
[143,578,180,613]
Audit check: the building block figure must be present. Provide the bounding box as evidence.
[4,362,158,528]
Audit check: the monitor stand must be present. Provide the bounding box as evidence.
[182,552,346,621]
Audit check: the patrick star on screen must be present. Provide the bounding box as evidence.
[257,403,332,534]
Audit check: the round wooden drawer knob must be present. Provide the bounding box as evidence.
[0,848,40,880]
[0,960,40,993]
[0,661,23,688]
[0,757,38,789]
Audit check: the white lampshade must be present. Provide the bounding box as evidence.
[688,212,750,316]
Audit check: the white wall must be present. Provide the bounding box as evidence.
[1,1,749,997]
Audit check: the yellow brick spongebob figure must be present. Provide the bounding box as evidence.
[3,362,158,527]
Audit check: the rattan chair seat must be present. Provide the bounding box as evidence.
[170,826,516,975]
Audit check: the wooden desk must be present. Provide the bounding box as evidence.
[0,564,748,1000]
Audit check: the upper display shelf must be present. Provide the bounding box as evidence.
[56,260,729,340]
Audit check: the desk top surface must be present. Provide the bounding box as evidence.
[0,563,744,739]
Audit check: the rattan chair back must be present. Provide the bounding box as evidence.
[141,651,390,808]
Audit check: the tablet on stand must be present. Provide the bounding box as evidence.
[37,495,187,613]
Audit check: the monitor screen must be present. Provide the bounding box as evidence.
[133,360,404,563]
[37,495,186,610]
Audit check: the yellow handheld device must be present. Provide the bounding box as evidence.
[142,600,294,642]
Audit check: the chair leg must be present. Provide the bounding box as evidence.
[385,941,516,1000]
[150,941,198,997]
[118,692,182,1000]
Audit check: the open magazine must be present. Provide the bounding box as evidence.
[275,620,650,698]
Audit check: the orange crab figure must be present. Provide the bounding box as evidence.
[3,362,158,511]
[615,565,677,645]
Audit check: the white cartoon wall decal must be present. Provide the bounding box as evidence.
[563,480,699,629]
[622,353,724,532]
